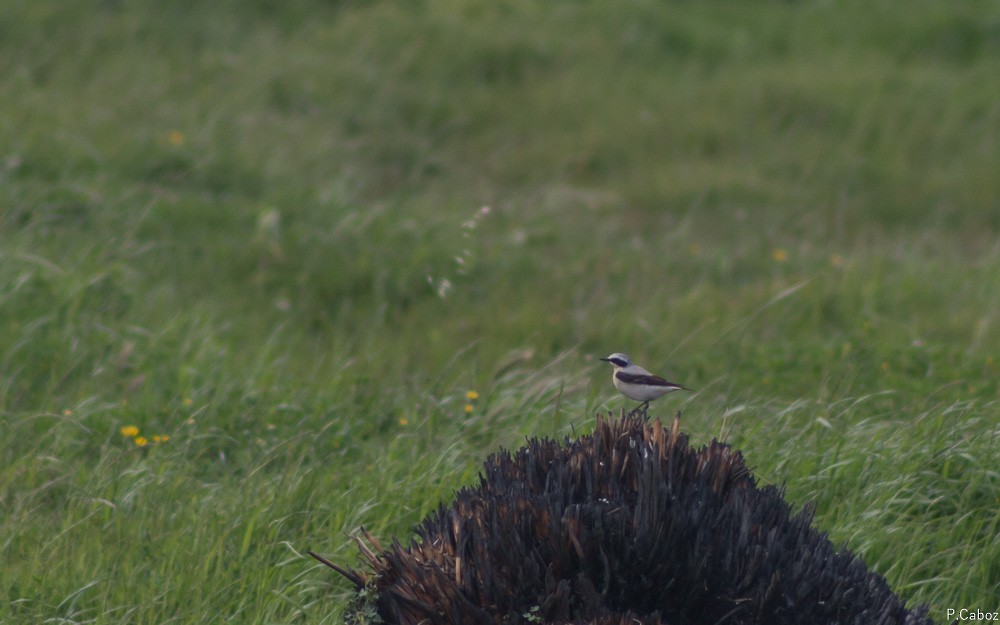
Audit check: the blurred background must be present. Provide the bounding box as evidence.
[2,1,999,623]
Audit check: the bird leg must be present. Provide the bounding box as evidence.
[636,401,650,420]
[625,401,653,421]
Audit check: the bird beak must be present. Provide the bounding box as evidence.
[599,357,610,362]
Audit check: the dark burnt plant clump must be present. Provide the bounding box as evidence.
[312,412,935,625]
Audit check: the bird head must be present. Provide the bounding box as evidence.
[600,353,632,369]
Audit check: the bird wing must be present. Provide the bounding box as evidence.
[615,371,689,391]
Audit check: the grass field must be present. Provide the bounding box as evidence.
[2,1,999,623]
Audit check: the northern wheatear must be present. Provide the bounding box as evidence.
[600,353,690,411]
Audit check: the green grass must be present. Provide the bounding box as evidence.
[2,1,999,623]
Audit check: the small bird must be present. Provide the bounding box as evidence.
[600,352,690,411]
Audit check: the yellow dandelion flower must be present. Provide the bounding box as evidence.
[134,436,148,447]
[120,425,139,437]
[168,130,185,146]
[398,418,409,426]
[771,248,788,262]
[465,390,479,401]
[182,397,193,407]
[464,404,474,414]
